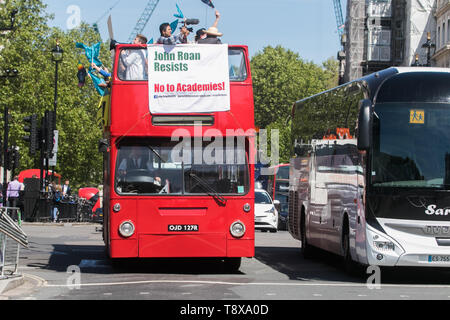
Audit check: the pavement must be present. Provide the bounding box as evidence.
[0,222,100,298]
[0,275,24,296]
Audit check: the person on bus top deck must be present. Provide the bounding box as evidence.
[197,10,222,44]
[119,34,148,81]
[90,62,111,88]
[156,23,189,45]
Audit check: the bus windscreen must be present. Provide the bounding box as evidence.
[115,138,250,195]
[372,103,450,189]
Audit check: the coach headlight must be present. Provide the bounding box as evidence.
[230,220,246,238]
[366,225,404,266]
[119,221,135,238]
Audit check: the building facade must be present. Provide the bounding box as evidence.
[344,0,438,82]
[433,0,450,67]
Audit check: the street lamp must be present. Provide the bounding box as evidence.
[411,54,421,67]
[50,42,63,183]
[51,42,63,124]
[421,32,436,67]
[1,68,19,206]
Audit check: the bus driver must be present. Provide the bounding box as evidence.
[118,146,162,187]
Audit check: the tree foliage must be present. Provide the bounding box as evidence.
[0,0,111,190]
[251,46,338,129]
[251,46,339,163]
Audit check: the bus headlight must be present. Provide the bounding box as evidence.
[230,221,246,238]
[243,203,251,213]
[119,221,135,238]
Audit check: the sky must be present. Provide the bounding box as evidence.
[42,0,347,64]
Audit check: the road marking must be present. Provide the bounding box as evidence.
[313,294,322,297]
[140,292,150,295]
[41,279,450,290]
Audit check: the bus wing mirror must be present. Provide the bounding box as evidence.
[98,139,109,153]
[357,99,372,151]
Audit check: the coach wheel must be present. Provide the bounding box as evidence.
[342,218,360,276]
[300,213,312,259]
[223,257,241,273]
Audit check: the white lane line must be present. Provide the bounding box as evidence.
[41,279,450,289]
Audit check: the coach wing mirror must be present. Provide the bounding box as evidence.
[357,99,372,151]
[98,139,109,153]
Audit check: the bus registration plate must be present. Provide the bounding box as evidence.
[168,225,199,232]
[428,255,450,263]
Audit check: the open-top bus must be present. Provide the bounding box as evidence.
[101,43,255,271]
[288,67,450,269]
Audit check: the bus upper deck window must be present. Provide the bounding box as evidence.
[118,48,148,81]
[228,49,247,82]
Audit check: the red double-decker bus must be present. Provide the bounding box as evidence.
[101,43,255,271]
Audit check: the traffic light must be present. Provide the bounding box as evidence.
[44,110,55,158]
[13,148,20,170]
[5,148,12,170]
[23,114,38,155]
[5,147,19,171]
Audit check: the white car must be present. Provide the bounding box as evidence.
[254,189,279,232]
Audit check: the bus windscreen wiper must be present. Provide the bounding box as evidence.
[189,173,227,206]
[148,145,165,163]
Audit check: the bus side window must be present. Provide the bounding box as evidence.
[118,49,148,81]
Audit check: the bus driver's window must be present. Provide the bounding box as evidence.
[118,49,148,81]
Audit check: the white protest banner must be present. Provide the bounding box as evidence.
[148,44,230,114]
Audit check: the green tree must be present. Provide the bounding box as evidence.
[322,56,340,89]
[251,46,330,129]
[263,119,291,165]
[0,0,110,190]
[251,46,340,162]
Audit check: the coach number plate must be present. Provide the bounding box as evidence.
[168,225,199,232]
[428,255,450,263]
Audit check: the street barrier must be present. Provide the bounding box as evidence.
[0,207,28,278]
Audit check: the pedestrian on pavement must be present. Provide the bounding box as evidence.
[52,184,62,223]
[6,176,23,221]
[62,180,71,197]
